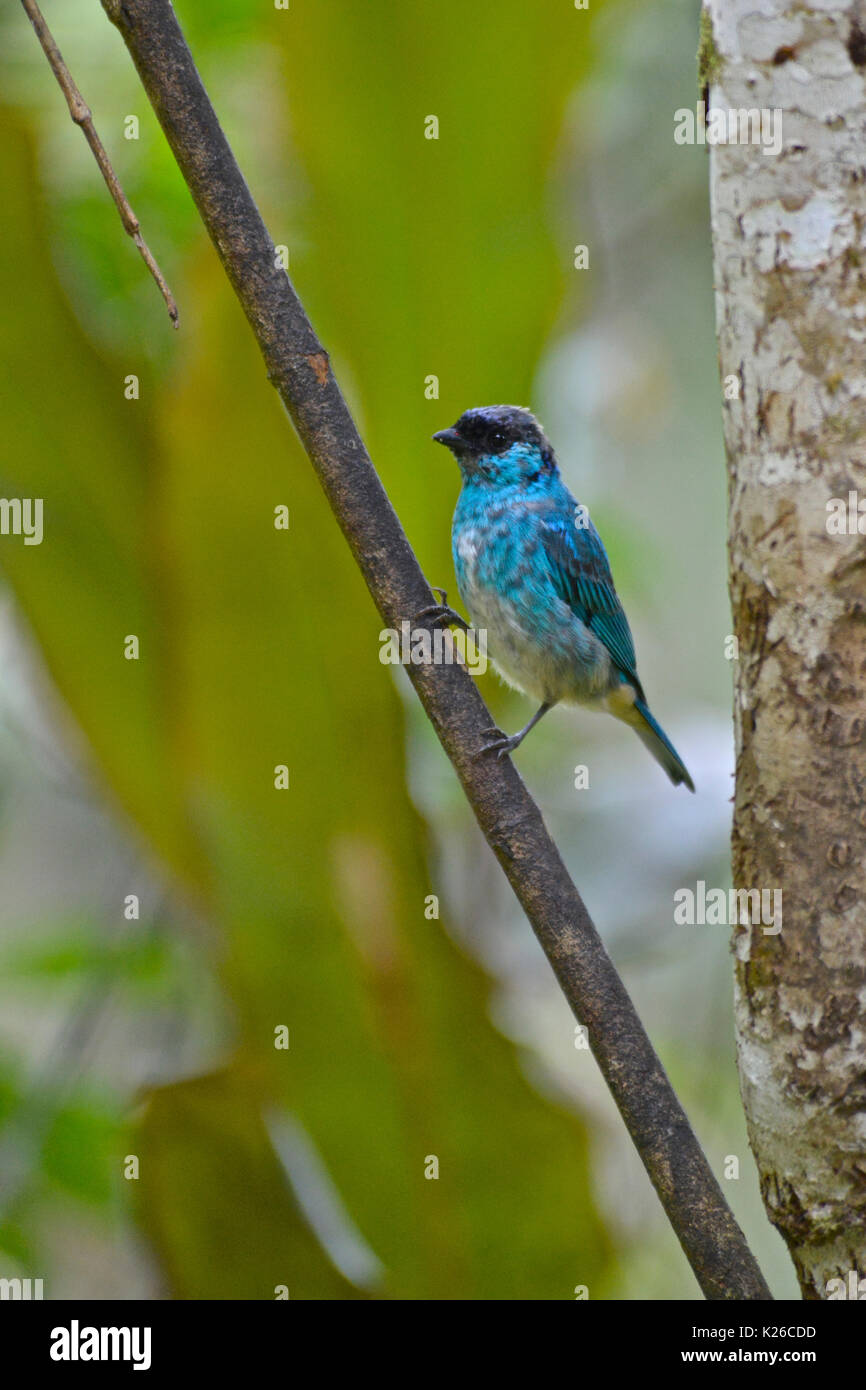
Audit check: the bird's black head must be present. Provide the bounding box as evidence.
[432,405,556,487]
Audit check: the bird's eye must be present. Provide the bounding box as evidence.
[492,431,505,446]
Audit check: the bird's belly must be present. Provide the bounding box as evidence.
[461,578,614,707]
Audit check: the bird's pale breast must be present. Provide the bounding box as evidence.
[453,517,614,707]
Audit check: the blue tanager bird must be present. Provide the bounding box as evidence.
[430,405,694,791]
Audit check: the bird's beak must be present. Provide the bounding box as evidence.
[432,427,463,450]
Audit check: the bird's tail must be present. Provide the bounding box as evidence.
[610,690,695,791]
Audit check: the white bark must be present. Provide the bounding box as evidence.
[707,0,866,1299]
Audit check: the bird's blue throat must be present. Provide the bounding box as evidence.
[459,441,556,491]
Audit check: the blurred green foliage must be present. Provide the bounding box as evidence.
[0,0,621,1298]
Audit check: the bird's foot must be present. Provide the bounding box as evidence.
[475,725,522,761]
[414,587,469,632]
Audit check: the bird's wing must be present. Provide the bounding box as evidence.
[541,516,643,695]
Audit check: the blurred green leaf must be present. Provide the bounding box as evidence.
[136,1072,368,1300]
[0,929,173,989]
[42,1098,120,1208]
[0,1056,21,1128]
[0,1221,36,1267]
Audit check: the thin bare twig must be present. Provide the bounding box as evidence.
[20,0,178,327]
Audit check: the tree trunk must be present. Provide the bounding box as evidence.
[707,0,866,1298]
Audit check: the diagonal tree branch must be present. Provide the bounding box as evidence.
[95,0,770,1300]
[21,0,178,326]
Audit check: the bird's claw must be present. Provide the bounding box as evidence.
[415,588,469,631]
[475,726,519,761]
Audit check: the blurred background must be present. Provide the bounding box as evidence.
[0,0,798,1298]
